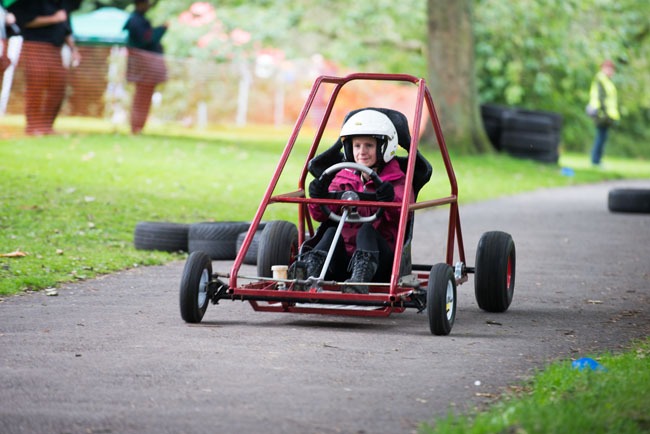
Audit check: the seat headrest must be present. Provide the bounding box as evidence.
[308,107,432,198]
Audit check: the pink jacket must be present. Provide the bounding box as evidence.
[308,159,411,256]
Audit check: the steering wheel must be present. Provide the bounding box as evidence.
[317,162,385,223]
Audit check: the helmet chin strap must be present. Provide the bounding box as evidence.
[375,136,386,163]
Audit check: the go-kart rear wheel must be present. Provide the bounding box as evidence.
[179,251,212,323]
[257,220,299,278]
[427,263,457,336]
[474,231,516,312]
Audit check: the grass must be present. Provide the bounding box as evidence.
[1,125,649,296]
[0,131,303,295]
[419,337,650,434]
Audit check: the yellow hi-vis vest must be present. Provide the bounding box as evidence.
[588,71,620,121]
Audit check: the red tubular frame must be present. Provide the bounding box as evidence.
[227,73,466,317]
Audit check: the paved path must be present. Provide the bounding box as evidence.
[1,180,649,434]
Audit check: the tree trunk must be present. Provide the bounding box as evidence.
[425,0,491,153]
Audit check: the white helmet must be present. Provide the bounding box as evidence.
[340,109,398,164]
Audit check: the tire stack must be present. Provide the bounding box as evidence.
[480,104,509,151]
[133,221,265,264]
[133,222,190,253]
[187,222,252,260]
[481,104,563,164]
[235,223,266,265]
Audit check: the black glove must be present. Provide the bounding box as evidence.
[309,177,329,199]
[376,181,394,202]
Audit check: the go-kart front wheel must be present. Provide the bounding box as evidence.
[427,263,457,336]
[179,251,212,323]
[474,231,516,312]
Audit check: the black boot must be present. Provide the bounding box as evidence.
[304,250,327,278]
[343,250,379,294]
[293,250,327,291]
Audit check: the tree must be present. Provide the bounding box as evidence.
[425,0,490,153]
[83,0,649,157]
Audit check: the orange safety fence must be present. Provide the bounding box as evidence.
[1,39,420,138]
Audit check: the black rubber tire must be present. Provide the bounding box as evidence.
[608,188,650,214]
[474,231,516,313]
[133,221,189,252]
[513,108,563,131]
[427,263,457,336]
[500,130,559,153]
[480,103,511,120]
[480,103,512,151]
[188,222,251,260]
[482,117,502,150]
[236,229,264,265]
[179,251,212,323]
[506,148,559,164]
[501,110,555,134]
[501,130,560,164]
[257,221,299,278]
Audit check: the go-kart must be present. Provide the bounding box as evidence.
[179,72,516,335]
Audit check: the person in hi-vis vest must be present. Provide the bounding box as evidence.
[586,59,620,167]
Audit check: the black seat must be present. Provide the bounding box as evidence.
[304,107,433,276]
[308,107,432,199]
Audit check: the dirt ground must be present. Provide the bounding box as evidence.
[1,180,649,434]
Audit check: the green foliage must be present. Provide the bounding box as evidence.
[474,0,650,156]
[147,0,426,74]
[82,0,649,156]
[419,338,650,433]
